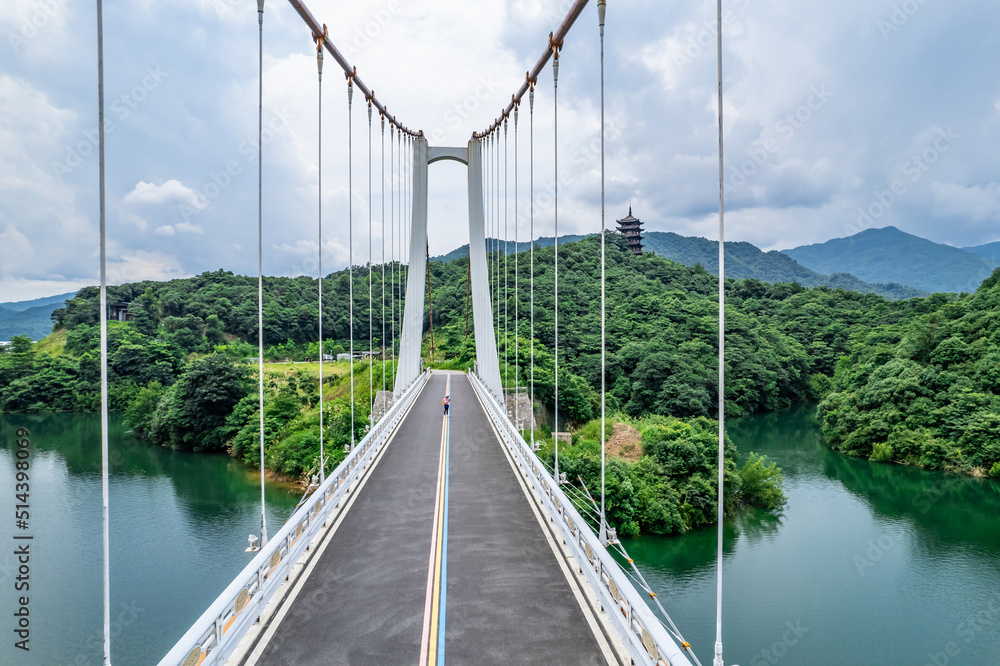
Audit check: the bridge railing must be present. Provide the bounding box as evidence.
[469,371,695,666]
[158,369,431,666]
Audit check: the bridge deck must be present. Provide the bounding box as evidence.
[245,372,613,665]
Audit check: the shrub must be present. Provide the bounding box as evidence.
[920,439,958,470]
[737,453,787,509]
[869,441,894,463]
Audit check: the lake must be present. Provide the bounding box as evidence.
[0,413,299,665]
[622,405,1000,666]
[2,407,999,664]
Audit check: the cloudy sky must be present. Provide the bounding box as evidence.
[1,0,999,302]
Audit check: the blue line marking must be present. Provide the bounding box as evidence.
[437,412,451,664]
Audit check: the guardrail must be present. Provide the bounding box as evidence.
[469,371,695,666]
[159,370,431,666]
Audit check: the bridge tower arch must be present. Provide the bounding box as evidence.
[395,138,503,398]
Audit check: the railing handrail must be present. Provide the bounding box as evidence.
[468,370,695,666]
[158,370,430,666]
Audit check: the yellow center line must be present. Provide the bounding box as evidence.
[428,429,447,662]
[421,374,451,666]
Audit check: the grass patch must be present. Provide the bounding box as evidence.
[34,329,68,356]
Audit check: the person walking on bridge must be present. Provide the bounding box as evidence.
[443,394,450,416]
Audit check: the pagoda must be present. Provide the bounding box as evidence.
[616,207,644,255]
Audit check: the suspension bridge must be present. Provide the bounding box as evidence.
[88,0,733,664]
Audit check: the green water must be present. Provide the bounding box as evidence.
[624,405,1000,666]
[0,413,299,665]
[3,408,1000,665]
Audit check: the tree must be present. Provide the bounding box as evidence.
[147,354,251,451]
[930,336,971,368]
[9,335,33,355]
[124,382,165,440]
[737,453,786,508]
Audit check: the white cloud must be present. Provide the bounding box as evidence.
[4,0,1000,300]
[0,224,34,275]
[123,179,202,208]
[0,278,90,304]
[127,213,150,232]
[175,222,205,234]
[931,182,1000,224]
[152,222,204,236]
[0,75,94,287]
[106,250,185,285]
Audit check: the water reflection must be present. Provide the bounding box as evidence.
[0,413,298,665]
[621,405,1000,665]
[823,439,1000,561]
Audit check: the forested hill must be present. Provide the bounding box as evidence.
[430,234,590,263]
[6,233,997,487]
[50,268,399,353]
[2,232,995,500]
[784,226,996,294]
[432,231,925,300]
[4,239,819,534]
[424,233,936,421]
[819,268,1000,477]
[3,234,934,421]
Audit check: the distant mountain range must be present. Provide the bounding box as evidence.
[433,232,927,300]
[7,227,998,341]
[0,292,74,341]
[783,226,998,294]
[641,232,927,299]
[963,240,1000,266]
[431,235,591,263]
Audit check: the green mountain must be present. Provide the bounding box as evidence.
[640,232,925,300]
[963,241,1000,266]
[819,267,1000,476]
[4,239,802,533]
[23,235,926,420]
[0,292,76,312]
[783,227,994,294]
[0,293,74,341]
[431,235,589,263]
[434,232,925,300]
